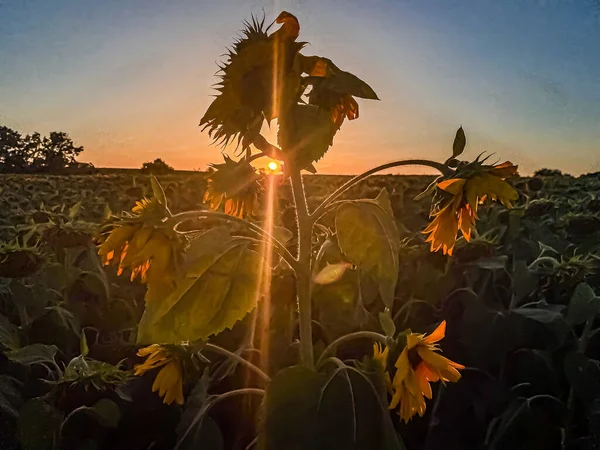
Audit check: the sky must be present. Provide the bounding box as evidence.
[1,0,599,175]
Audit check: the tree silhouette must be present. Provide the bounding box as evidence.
[0,125,86,173]
[141,158,174,174]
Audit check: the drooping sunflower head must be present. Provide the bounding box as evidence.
[97,191,185,298]
[135,344,184,405]
[97,223,184,288]
[203,156,263,218]
[423,160,519,255]
[200,12,305,150]
[389,321,464,423]
[0,240,45,279]
[134,343,206,406]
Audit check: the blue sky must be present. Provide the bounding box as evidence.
[1,0,599,174]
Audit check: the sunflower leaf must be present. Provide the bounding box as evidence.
[316,367,405,450]
[16,398,62,450]
[5,343,58,367]
[258,366,326,449]
[313,262,354,285]
[176,369,224,450]
[567,282,600,325]
[452,126,466,158]
[0,313,20,351]
[335,189,400,308]
[304,57,379,99]
[150,175,168,207]
[137,238,264,343]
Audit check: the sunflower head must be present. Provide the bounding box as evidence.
[203,156,262,218]
[0,240,45,278]
[423,160,519,255]
[135,344,184,405]
[389,321,464,423]
[134,343,205,405]
[97,194,185,299]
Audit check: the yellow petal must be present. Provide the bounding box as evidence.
[423,321,446,344]
[438,178,467,195]
[415,363,433,399]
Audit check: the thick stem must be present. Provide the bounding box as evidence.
[290,170,314,369]
[311,159,452,221]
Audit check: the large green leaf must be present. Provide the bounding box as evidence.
[259,366,326,450]
[259,365,404,450]
[335,189,400,308]
[16,398,63,450]
[315,367,404,450]
[176,369,224,450]
[5,343,58,367]
[137,237,263,343]
[511,260,538,305]
[567,282,600,325]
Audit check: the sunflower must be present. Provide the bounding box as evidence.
[423,161,518,255]
[203,156,262,218]
[97,199,184,302]
[389,321,464,423]
[135,344,184,405]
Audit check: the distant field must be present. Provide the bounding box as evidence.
[0,172,436,230]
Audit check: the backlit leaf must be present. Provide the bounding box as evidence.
[379,308,396,338]
[313,262,354,285]
[335,189,400,308]
[137,238,264,343]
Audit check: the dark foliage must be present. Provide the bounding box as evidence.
[0,125,90,174]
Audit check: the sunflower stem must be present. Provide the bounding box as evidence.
[311,159,452,222]
[290,169,314,369]
[316,331,387,369]
[203,343,271,384]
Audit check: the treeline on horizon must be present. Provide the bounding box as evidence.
[0,125,176,175]
[0,124,583,178]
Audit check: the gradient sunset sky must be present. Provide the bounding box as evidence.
[1,0,599,175]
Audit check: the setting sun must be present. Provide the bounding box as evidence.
[267,161,279,171]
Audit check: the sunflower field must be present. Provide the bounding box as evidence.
[1,10,600,450]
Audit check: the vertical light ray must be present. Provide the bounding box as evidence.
[256,173,277,372]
